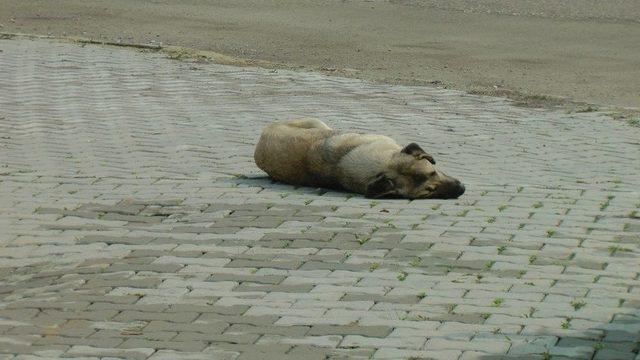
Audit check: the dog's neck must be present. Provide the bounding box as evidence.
[337,140,399,193]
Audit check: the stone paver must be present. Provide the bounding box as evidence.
[0,37,639,359]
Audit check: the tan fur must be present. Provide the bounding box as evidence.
[254,118,465,199]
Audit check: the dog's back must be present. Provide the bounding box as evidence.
[254,118,338,187]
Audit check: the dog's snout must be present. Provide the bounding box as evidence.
[429,179,465,199]
[453,181,465,198]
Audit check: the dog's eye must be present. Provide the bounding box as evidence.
[412,174,428,184]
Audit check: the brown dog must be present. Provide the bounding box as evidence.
[254,118,465,199]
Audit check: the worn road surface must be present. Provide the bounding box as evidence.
[2,0,640,109]
[1,38,639,359]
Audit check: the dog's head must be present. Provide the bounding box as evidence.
[365,143,465,199]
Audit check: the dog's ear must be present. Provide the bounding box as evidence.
[365,173,396,198]
[402,143,435,164]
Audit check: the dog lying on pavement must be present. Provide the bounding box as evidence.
[254,118,465,199]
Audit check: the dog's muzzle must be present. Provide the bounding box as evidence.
[430,180,465,199]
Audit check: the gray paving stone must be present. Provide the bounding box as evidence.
[292,299,373,310]
[34,309,120,322]
[148,349,239,360]
[299,261,372,272]
[207,344,302,360]
[236,351,320,360]
[341,335,426,349]
[374,348,462,359]
[261,232,335,242]
[604,330,640,343]
[112,311,199,323]
[225,259,303,270]
[257,335,341,348]
[594,349,637,360]
[276,315,360,326]
[287,345,335,359]
[459,351,531,360]
[0,344,70,356]
[107,263,184,273]
[521,325,604,340]
[170,226,241,234]
[32,335,124,348]
[225,324,310,337]
[91,329,177,341]
[425,338,511,353]
[173,331,259,344]
[143,320,227,334]
[234,284,313,293]
[65,345,154,360]
[76,235,156,245]
[549,345,595,359]
[87,303,169,312]
[327,348,377,359]
[119,339,208,352]
[5,301,90,311]
[307,325,392,338]
[342,293,420,304]
[197,314,279,326]
[244,306,325,318]
[83,277,163,289]
[0,309,40,320]
[166,304,249,315]
[559,338,637,353]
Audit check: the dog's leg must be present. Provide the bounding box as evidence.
[283,118,331,130]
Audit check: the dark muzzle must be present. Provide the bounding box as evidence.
[431,180,465,199]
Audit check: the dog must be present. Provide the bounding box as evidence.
[254,118,465,199]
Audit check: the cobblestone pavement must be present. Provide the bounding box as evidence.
[1,37,639,360]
